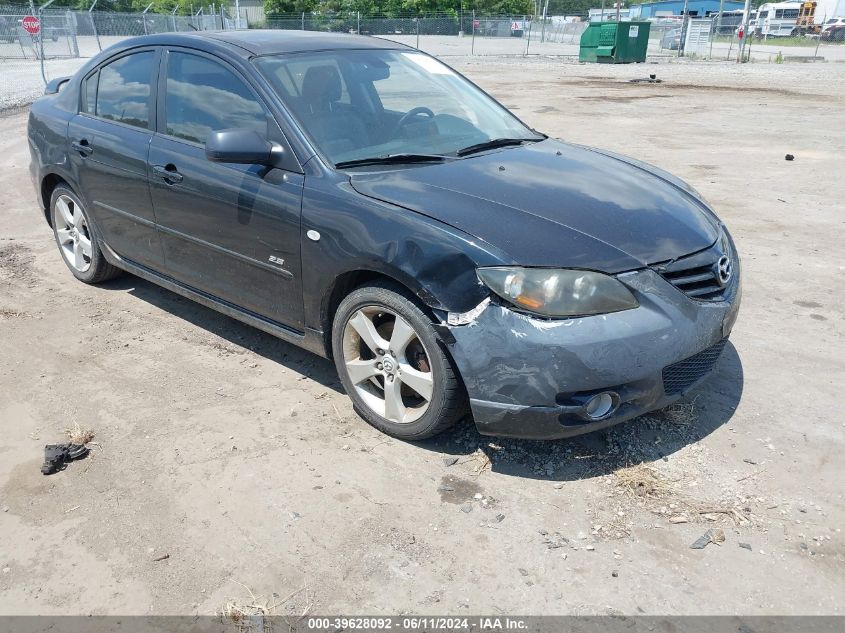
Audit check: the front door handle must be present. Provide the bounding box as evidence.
[71,139,93,156]
[152,164,183,184]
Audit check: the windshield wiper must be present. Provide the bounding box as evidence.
[335,153,456,169]
[456,137,543,157]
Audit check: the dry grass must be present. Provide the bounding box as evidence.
[65,422,95,445]
[658,398,700,426]
[614,462,754,527]
[221,581,312,632]
[614,463,674,500]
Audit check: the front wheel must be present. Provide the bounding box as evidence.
[332,283,467,440]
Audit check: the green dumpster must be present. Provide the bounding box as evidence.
[579,21,651,63]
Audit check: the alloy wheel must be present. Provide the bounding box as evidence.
[54,194,92,273]
[341,306,435,424]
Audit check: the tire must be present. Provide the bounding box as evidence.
[50,185,122,284]
[332,282,468,440]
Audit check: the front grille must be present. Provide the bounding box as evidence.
[662,339,727,396]
[661,263,724,300]
[655,236,734,301]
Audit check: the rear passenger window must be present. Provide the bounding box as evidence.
[165,52,267,144]
[96,51,154,129]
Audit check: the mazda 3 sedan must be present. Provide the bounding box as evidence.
[28,31,740,440]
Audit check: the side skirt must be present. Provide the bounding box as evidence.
[100,242,328,358]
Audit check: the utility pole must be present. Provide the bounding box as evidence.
[615,0,621,22]
[678,0,688,56]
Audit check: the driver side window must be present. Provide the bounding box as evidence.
[371,56,477,125]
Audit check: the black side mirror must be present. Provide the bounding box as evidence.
[205,128,278,164]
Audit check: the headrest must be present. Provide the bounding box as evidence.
[301,65,342,104]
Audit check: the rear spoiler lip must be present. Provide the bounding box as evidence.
[45,76,71,95]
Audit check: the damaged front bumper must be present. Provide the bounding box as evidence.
[445,269,740,440]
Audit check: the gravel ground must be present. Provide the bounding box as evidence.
[0,58,843,617]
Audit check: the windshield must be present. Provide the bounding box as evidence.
[255,49,542,166]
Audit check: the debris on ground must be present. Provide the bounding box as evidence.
[64,422,95,445]
[222,582,310,632]
[739,542,752,551]
[785,154,795,161]
[669,515,689,524]
[614,463,671,499]
[40,443,89,475]
[153,553,170,562]
[540,531,569,549]
[442,456,459,467]
[690,528,726,550]
[629,74,661,83]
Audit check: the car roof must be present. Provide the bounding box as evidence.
[111,30,411,57]
[203,30,410,55]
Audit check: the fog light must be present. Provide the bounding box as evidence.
[584,392,616,420]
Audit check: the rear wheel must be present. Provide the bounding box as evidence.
[51,186,121,284]
[332,283,467,440]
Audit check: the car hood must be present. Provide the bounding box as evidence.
[349,139,720,273]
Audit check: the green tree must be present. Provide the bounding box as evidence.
[473,0,533,15]
[264,0,316,16]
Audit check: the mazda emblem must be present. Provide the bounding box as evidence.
[716,255,732,286]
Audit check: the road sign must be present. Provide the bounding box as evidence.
[22,15,40,35]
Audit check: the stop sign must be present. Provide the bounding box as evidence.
[22,15,40,35]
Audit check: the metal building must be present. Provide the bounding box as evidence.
[628,0,745,18]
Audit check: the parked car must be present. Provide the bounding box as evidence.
[28,31,741,440]
[820,24,845,40]
[660,27,682,50]
[820,16,845,32]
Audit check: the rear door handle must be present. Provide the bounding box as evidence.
[152,164,183,184]
[71,140,93,156]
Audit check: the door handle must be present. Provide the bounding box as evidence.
[71,139,93,156]
[152,164,183,184]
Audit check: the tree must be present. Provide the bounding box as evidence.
[264,0,316,16]
[474,0,533,15]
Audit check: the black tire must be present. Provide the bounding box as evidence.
[50,185,122,284]
[332,282,467,440]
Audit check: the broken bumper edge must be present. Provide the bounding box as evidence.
[446,269,740,440]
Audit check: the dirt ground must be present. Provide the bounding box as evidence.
[0,58,843,617]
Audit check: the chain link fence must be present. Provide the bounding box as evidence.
[1,3,216,108]
[650,14,845,62]
[2,3,844,110]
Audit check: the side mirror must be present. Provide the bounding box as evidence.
[205,128,278,164]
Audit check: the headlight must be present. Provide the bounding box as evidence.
[477,267,638,318]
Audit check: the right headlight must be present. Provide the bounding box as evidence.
[477,267,639,318]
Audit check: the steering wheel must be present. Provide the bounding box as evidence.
[392,106,435,138]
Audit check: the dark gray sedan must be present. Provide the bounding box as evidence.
[28,31,740,440]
